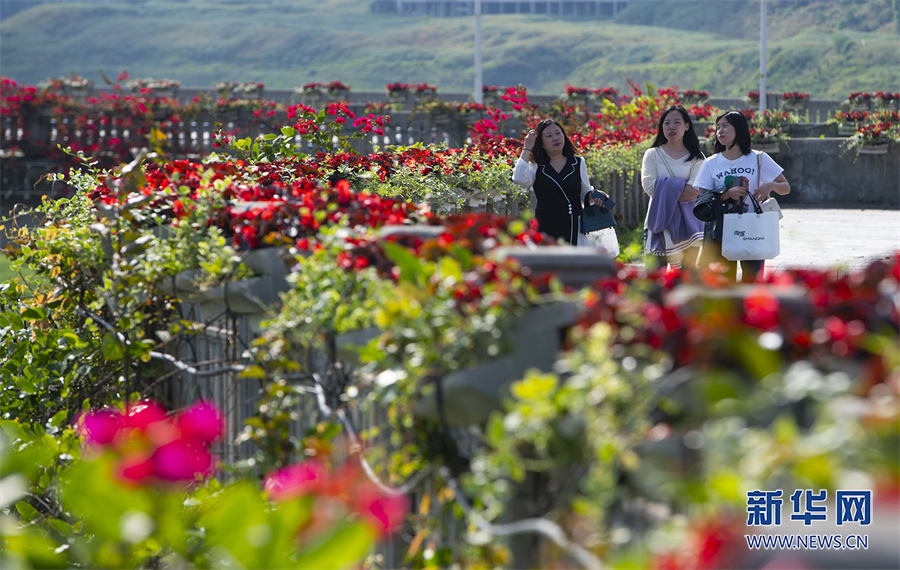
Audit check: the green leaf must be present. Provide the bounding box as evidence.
[281,127,295,137]
[199,481,270,569]
[1,313,24,331]
[319,422,342,441]
[157,491,188,555]
[438,257,463,284]
[383,241,423,283]
[238,365,267,379]
[41,434,60,454]
[21,307,49,320]
[61,455,154,542]
[100,333,125,360]
[294,521,375,570]
[16,500,41,522]
[49,517,77,538]
[14,375,37,394]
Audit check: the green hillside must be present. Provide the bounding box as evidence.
[1,0,897,98]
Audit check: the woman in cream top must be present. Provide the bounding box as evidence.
[641,105,706,269]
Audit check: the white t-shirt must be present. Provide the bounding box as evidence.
[694,151,783,210]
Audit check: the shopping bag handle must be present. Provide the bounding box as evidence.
[748,191,763,215]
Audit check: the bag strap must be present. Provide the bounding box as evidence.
[659,148,677,179]
[747,189,763,214]
[756,151,761,189]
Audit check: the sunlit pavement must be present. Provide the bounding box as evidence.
[764,208,899,275]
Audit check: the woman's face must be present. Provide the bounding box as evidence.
[540,123,565,155]
[716,118,736,148]
[662,111,689,144]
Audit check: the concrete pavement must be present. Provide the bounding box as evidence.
[765,207,899,274]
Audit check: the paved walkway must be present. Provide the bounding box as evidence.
[766,208,899,274]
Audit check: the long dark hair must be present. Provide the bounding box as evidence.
[651,105,703,162]
[713,111,752,156]
[530,118,579,165]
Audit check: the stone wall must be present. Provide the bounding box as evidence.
[771,139,900,208]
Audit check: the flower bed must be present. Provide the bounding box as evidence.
[2,82,898,570]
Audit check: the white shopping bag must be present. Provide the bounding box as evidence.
[579,227,619,259]
[721,211,780,260]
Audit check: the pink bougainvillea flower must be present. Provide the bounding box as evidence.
[176,400,225,445]
[123,400,168,430]
[75,409,123,446]
[152,439,214,482]
[264,461,325,501]
[119,452,155,483]
[355,488,409,538]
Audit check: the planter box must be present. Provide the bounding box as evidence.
[413,301,578,426]
[157,247,291,316]
[857,143,890,155]
[781,101,807,112]
[752,142,780,153]
[788,123,837,138]
[491,245,617,288]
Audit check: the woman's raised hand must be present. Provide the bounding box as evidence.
[523,130,536,151]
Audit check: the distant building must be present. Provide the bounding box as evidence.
[372,0,636,17]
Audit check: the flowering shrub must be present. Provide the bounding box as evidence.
[363,100,400,114]
[681,88,710,103]
[744,90,774,105]
[782,90,810,101]
[875,91,900,108]
[832,110,870,124]
[42,73,93,91]
[591,86,619,101]
[126,77,180,93]
[842,121,898,155]
[298,81,324,96]
[686,103,718,120]
[215,81,264,97]
[1,399,406,568]
[413,82,437,95]
[75,399,223,483]
[755,109,801,128]
[750,126,786,144]
[564,84,590,98]
[847,90,873,105]
[385,81,410,96]
[326,80,350,96]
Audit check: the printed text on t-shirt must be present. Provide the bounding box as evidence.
[715,167,756,180]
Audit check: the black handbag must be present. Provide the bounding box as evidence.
[581,192,617,234]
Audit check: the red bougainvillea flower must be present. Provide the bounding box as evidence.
[742,286,780,330]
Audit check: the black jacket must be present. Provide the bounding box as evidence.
[693,190,747,241]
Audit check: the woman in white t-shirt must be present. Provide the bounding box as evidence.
[641,105,706,269]
[693,111,790,282]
